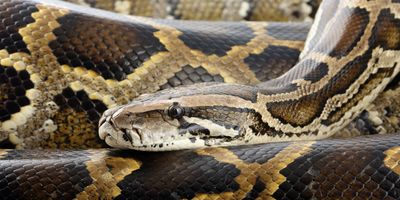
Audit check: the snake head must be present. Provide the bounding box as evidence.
[98,83,258,151]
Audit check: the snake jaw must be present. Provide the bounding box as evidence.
[99,120,144,149]
[98,107,242,150]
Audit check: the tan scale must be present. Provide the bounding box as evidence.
[0,0,399,198]
[5,4,191,147]
[76,150,142,200]
[49,108,101,148]
[0,0,398,150]
[384,146,400,175]
[96,0,400,151]
[9,5,70,148]
[126,0,169,18]
[142,19,304,84]
[5,1,310,148]
[0,50,37,142]
[250,2,400,136]
[195,141,314,200]
[65,0,316,22]
[174,0,233,21]
[250,0,312,22]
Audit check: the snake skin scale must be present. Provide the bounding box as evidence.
[65,0,321,22]
[97,0,400,151]
[0,0,397,149]
[65,0,400,140]
[0,0,399,199]
[0,134,399,199]
[0,0,310,149]
[67,0,400,140]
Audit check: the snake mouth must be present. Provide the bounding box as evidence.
[99,120,144,148]
[121,127,143,144]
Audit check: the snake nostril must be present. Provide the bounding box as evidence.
[108,118,116,128]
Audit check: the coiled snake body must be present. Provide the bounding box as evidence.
[0,134,399,199]
[0,0,400,199]
[100,0,400,151]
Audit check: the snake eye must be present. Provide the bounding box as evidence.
[167,102,184,119]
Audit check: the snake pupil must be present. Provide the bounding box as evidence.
[167,103,184,119]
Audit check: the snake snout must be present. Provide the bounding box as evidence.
[98,120,114,141]
[98,109,120,140]
[98,114,107,128]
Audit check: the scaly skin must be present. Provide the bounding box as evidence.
[0,134,399,199]
[64,0,321,22]
[0,0,399,199]
[0,0,309,148]
[99,0,400,151]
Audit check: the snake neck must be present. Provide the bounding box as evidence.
[251,0,400,140]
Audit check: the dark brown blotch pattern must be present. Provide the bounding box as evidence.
[0,150,93,200]
[314,7,369,58]
[266,23,310,41]
[267,51,371,127]
[371,9,400,50]
[0,0,37,54]
[0,66,33,122]
[322,8,400,126]
[166,20,255,56]
[160,65,224,90]
[248,111,318,138]
[303,62,329,83]
[323,67,396,126]
[53,87,108,123]
[258,59,325,95]
[51,88,108,148]
[274,137,400,200]
[115,151,240,199]
[227,140,290,164]
[245,45,300,82]
[50,12,166,81]
[245,177,266,199]
[0,135,399,199]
